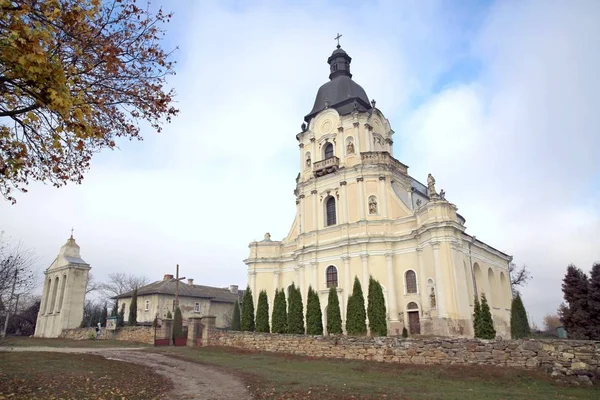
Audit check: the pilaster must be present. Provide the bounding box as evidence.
[431,241,447,317]
[378,176,388,219]
[357,177,365,220]
[385,252,399,322]
[340,181,348,223]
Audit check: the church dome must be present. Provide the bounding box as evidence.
[304,46,372,123]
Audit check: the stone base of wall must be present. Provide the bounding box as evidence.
[209,331,599,382]
[60,326,154,344]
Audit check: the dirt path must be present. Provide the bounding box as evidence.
[1,347,250,400]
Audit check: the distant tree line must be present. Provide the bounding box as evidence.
[232,275,389,337]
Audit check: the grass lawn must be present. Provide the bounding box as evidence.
[153,346,599,400]
[0,336,149,348]
[0,352,172,399]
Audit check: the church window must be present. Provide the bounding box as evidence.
[324,142,334,159]
[145,300,150,311]
[326,266,338,288]
[407,301,419,310]
[194,302,200,313]
[326,196,337,226]
[405,270,418,294]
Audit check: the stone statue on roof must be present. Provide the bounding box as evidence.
[427,173,437,198]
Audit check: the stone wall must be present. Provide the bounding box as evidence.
[60,326,154,344]
[210,331,600,382]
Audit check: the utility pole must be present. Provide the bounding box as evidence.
[174,264,185,310]
[1,268,18,338]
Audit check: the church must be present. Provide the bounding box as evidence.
[245,43,513,337]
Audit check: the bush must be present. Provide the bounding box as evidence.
[166,310,172,319]
[173,307,184,339]
[367,276,387,336]
[152,316,158,328]
[128,288,138,326]
[510,293,530,339]
[118,303,125,327]
[87,331,96,340]
[346,277,367,336]
[326,287,342,334]
[271,289,288,334]
[402,327,408,338]
[231,300,241,331]
[256,290,270,333]
[306,286,323,335]
[241,286,255,332]
[287,283,305,334]
[479,294,496,339]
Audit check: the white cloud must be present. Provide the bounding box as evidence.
[1,1,598,328]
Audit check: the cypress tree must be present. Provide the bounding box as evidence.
[326,287,342,334]
[479,294,496,339]
[473,295,482,338]
[271,289,288,334]
[589,263,600,340]
[231,299,241,331]
[346,277,367,336]
[173,307,183,338]
[128,288,138,326]
[241,286,255,332]
[111,300,118,317]
[166,310,172,319]
[402,327,408,338]
[118,303,125,327]
[287,283,305,334]
[559,264,591,339]
[306,286,323,335]
[510,292,530,339]
[101,302,108,327]
[256,290,270,333]
[367,276,387,336]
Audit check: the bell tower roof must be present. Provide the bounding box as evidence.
[304,44,372,124]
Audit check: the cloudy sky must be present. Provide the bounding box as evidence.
[1,0,598,326]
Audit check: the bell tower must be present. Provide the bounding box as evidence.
[35,233,91,338]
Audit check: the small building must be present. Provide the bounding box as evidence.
[116,274,243,329]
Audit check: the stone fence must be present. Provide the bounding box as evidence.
[209,331,600,382]
[60,326,154,344]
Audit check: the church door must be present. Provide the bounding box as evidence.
[408,311,420,334]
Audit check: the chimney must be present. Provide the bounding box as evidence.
[229,285,238,294]
[187,278,194,285]
[163,274,174,281]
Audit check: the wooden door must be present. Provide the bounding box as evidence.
[408,311,420,334]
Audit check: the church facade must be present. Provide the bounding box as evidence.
[245,45,513,337]
[35,235,90,338]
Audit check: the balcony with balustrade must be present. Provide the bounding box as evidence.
[313,156,340,177]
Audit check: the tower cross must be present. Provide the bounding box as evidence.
[334,33,342,48]
[70,227,74,238]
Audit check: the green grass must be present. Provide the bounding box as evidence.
[152,346,599,400]
[0,352,171,399]
[0,336,149,348]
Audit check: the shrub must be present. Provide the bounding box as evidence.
[346,277,367,336]
[128,288,138,326]
[510,292,530,339]
[306,286,323,335]
[367,276,387,336]
[287,283,305,334]
[166,310,172,319]
[271,289,288,334]
[402,327,408,338]
[326,287,342,334]
[241,286,255,332]
[231,300,241,331]
[118,303,125,327]
[173,307,184,339]
[256,290,270,333]
[479,294,496,339]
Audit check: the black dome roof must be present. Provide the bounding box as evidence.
[304,47,371,123]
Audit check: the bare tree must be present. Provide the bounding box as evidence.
[100,272,149,300]
[509,262,532,291]
[543,313,562,333]
[85,273,101,296]
[0,233,38,302]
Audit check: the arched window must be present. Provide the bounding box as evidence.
[326,266,338,288]
[405,270,417,294]
[407,301,419,310]
[324,142,334,159]
[326,196,336,226]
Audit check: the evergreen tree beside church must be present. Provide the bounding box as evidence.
[287,283,305,334]
[255,290,270,333]
[367,276,387,336]
[326,287,342,334]
[241,286,255,332]
[478,294,496,339]
[346,277,367,336]
[271,289,288,334]
[128,287,138,326]
[306,286,323,335]
[558,263,600,340]
[510,293,530,339]
[231,299,241,331]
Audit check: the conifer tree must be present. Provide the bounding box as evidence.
[326,287,342,334]
[306,286,323,335]
[241,286,255,332]
[287,283,305,334]
[111,300,118,317]
[128,288,138,326]
[166,310,172,319]
[367,276,388,336]
[559,264,591,339]
[402,327,408,338]
[101,302,108,327]
[118,303,125,327]
[472,295,482,338]
[231,299,241,331]
[589,263,600,340]
[479,294,496,339]
[271,289,288,334]
[346,277,367,336]
[256,290,270,333]
[173,307,183,339]
[510,292,530,339]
